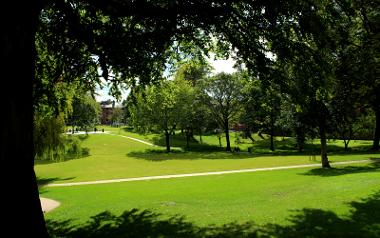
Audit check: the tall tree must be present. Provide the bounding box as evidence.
[200,73,244,151]
[264,1,349,168]
[130,81,179,152]
[69,93,101,131]
[174,79,196,149]
[340,0,380,150]
[1,1,48,237]
[242,78,282,151]
[174,60,212,147]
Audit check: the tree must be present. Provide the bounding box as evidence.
[174,60,212,148]
[174,60,212,87]
[110,107,124,126]
[330,75,361,151]
[173,79,196,149]
[264,0,353,168]
[130,81,179,152]
[69,94,101,132]
[336,0,380,150]
[200,73,244,151]
[241,77,282,151]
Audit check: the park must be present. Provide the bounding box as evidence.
[1,1,379,237]
[36,126,380,237]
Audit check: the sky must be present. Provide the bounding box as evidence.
[95,57,237,104]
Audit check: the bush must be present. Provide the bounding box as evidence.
[35,134,90,161]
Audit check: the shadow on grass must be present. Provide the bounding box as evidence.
[37,177,76,187]
[127,149,262,161]
[47,191,380,238]
[127,148,380,162]
[301,158,380,177]
[133,133,379,158]
[119,127,378,157]
[150,134,225,152]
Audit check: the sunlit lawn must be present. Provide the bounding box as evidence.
[35,132,380,184]
[38,128,380,237]
[41,161,380,228]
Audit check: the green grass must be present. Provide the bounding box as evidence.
[42,162,380,232]
[35,133,380,184]
[38,129,380,237]
[102,125,375,153]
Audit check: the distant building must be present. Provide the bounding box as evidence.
[100,100,115,124]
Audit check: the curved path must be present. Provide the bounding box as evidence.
[104,132,156,146]
[46,159,377,187]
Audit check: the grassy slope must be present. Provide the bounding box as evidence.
[41,162,380,227]
[35,133,380,183]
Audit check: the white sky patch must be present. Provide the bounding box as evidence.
[210,57,237,74]
[94,77,130,105]
[207,52,238,75]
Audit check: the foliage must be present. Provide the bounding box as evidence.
[129,80,180,152]
[199,72,244,151]
[110,107,124,125]
[241,74,283,151]
[34,113,88,161]
[68,93,101,131]
[174,60,212,86]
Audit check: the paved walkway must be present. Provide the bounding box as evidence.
[66,131,109,135]
[40,197,60,213]
[104,132,156,146]
[66,130,157,146]
[40,159,378,212]
[47,159,376,187]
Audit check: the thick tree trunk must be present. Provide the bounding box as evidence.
[224,120,231,151]
[1,2,49,237]
[372,108,380,150]
[165,131,171,152]
[319,124,331,168]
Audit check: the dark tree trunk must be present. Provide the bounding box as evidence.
[342,125,352,151]
[199,129,203,144]
[246,130,255,143]
[165,130,171,152]
[1,2,49,237]
[372,108,380,150]
[295,125,305,152]
[185,128,190,149]
[319,124,331,168]
[270,133,274,151]
[344,140,349,151]
[270,114,275,151]
[224,120,231,151]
